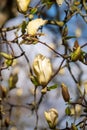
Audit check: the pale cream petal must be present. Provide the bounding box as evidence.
[44,108,58,129]
[56,0,64,6]
[27,18,47,35]
[17,0,30,13]
[33,54,53,86]
[44,112,51,122]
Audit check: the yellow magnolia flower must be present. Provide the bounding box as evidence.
[33,54,53,86]
[56,0,64,6]
[16,0,31,13]
[44,108,58,129]
[27,18,47,35]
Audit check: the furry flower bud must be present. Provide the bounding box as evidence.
[61,83,70,102]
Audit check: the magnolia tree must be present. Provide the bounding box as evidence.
[0,0,87,130]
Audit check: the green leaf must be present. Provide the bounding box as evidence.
[5,59,13,67]
[30,75,39,86]
[47,84,58,91]
[64,36,77,40]
[30,8,37,14]
[65,106,71,116]
[21,21,27,34]
[42,0,54,8]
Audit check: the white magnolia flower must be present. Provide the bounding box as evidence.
[27,18,47,35]
[56,0,64,6]
[16,0,31,13]
[33,54,53,86]
[44,108,58,129]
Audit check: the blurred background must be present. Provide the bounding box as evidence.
[0,0,87,130]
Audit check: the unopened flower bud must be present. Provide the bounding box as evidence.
[1,86,7,98]
[16,0,31,13]
[0,52,13,60]
[74,1,80,6]
[33,54,53,86]
[56,0,64,6]
[0,52,14,67]
[75,104,82,116]
[4,117,10,128]
[44,108,58,129]
[71,46,81,61]
[71,124,78,130]
[8,73,18,90]
[56,21,64,27]
[41,87,47,94]
[61,83,70,102]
